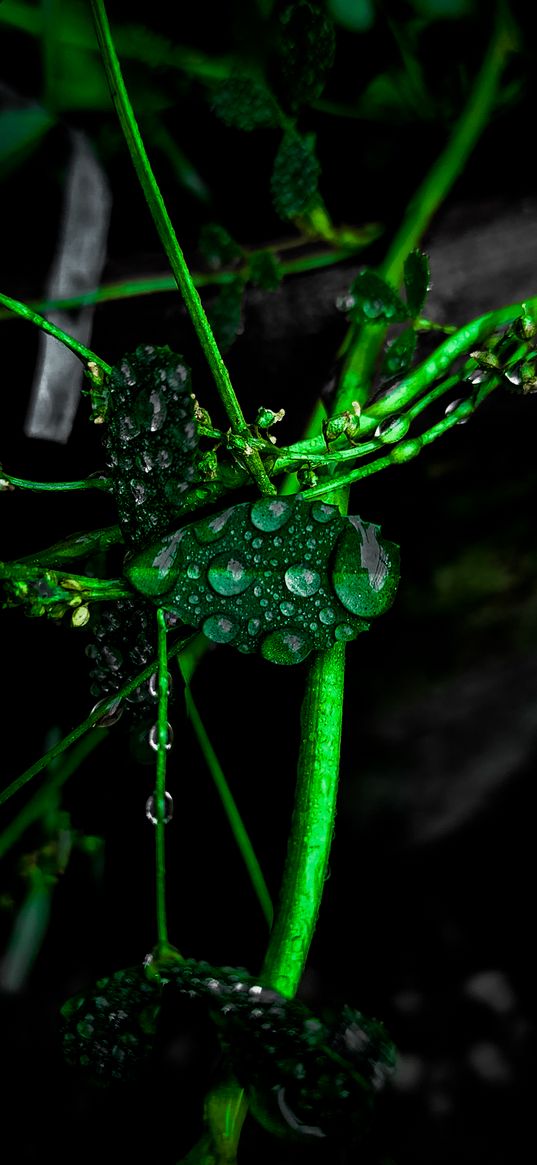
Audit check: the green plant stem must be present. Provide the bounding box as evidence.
[261,642,346,996]
[178,660,273,930]
[154,608,170,952]
[0,291,111,371]
[0,632,197,809]
[0,471,111,492]
[90,0,274,498]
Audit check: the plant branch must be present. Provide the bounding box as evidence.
[0,291,111,372]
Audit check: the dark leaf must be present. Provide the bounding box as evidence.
[198,222,243,270]
[247,249,283,290]
[206,277,245,352]
[271,128,321,220]
[211,74,279,130]
[403,248,431,318]
[381,328,417,378]
[274,0,336,111]
[347,270,409,324]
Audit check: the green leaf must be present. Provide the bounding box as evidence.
[275,0,336,111]
[61,965,162,1084]
[210,74,279,130]
[403,249,431,318]
[124,496,400,664]
[346,270,409,324]
[198,223,243,269]
[271,128,321,221]
[247,250,283,290]
[206,277,245,353]
[0,107,55,177]
[381,328,417,378]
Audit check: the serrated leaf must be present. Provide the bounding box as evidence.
[0,107,55,176]
[247,250,283,290]
[211,74,279,130]
[403,249,431,318]
[381,328,417,378]
[347,270,409,324]
[206,277,245,352]
[275,0,336,111]
[125,496,400,664]
[199,223,243,270]
[271,128,321,221]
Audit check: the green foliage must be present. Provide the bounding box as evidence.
[270,128,321,220]
[346,269,410,324]
[210,73,280,130]
[247,249,283,290]
[273,0,336,111]
[198,222,243,269]
[104,346,199,547]
[205,276,245,352]
[381,328,417,378]
[124,497,400,663]
[403,248,431,318]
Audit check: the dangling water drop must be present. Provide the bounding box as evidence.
[374,415,410,443]
[145,791,174,824]
[444,399,469,425]
[148,672,173,699]
[148,722,174,751]
[90,697,123,728]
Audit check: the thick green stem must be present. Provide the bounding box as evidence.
[261,643,346,996]
[90,0,274,498]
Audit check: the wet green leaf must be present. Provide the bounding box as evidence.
[125,497,400,663]
[271,129,321,221]
[60,965,162,1084]
[211,74,279,130]
[381,328,417,377]
[347,270,409,324]
[403,249,431,318]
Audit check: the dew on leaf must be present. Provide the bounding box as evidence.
[311,501,338,524]
[280,601,295,616]
[261,628,313,665]
[202,613,238,643]
[250,497,294,531]
[187,563,201,580]
[208,553,254,596]
[284,564,321,597]
[319,607,335,624]
[194,508,235,543]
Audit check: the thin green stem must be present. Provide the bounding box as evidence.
[90,0,274,498]
[0,292,111,372]
[261,643,346,997]
[178,660,273,930]
[0,471,111,492]
[0,632,197,809]
[154,608,170,952]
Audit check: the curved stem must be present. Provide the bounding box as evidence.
[90,0,274,498]
[0,291,111,372]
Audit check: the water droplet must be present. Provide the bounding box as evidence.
[188,593,200,604]
[244,530,253,541]
[280,601,295,616]
[149,388,166,432]
[335,293,356,313]
[306,538,316,549]
[467,368,486,384]
[157,448,172,468]
[187,563,201,580]
[130,480,146,506]
[208,553,254,596]
[333,519,399,616]
[504,368,521,386]
[250,497,293,532]
[145,791,174,824]
[374,415,410,443]
[148,722,174,751]
[202,614,238,643]
[194,507,235,543]
[309,621,317,631]
[252,537,263,550]
[284,564,321,597]
[118,415,140,442]
[273,536,283,547]
[260,598,269,608]
[253,585,263,597]
[444,399,469,425]
[264,610,274,621]
[247,618,261,636]
[138,452,154,473]
[334,622,357,641]
[90,697,123,727]
[261,629,313,665]
[148,672,173,699]
[311,501,338,524]
[319,607,335,624]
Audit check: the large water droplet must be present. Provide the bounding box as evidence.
[332,522,399,617]
[250,497,293,532]
[208,553,254,596]
[148,722,174,751]
[148,672,173,699]
[311,501,338,524]
[202,614,238,643]
[187,563,201,580]
[374,415,410,443]
[284,564,321,597]
[145,791,173,824]
[90,697,123,727]
[319,607,335,625]
[261,629,313,665]
[444,399,469,425]
[194,507,235,543]
[334,622,358,641]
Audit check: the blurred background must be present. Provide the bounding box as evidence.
[0,2,535,1162]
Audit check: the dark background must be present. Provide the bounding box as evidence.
[1,2,535,1162]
